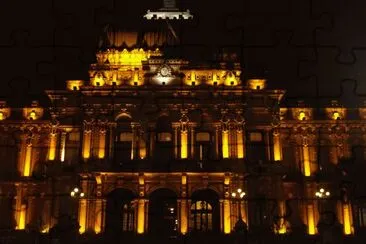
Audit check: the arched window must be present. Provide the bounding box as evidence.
[190,201,213,231]
[121,202,135,232]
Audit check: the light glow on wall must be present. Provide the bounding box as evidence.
[60,133,66,162]
[298,111,306,120]
[307,204,316,235]
[82,130,91,160]
[181,130,188,159]
[236,130,244,159]
[247,79,266,90]
[48,133,57,161]
[23,144,32,177]
[273,131,282,161]
[182,175,187,185]
[222,130,229,159]
[180,199,188,234]
[78,199,87,233]
[343,203,353,235]
[94,200,103,234]
[17,204,26,230]
[139,139,147,159]
[66,80,84,90]
[98,131,106,159]
[276,201,287,234]
[137,199,145,234]
[303,145,311,177]
[332,111,341,120]
[223,199,231,234]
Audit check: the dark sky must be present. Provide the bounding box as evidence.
[0,0,365,107]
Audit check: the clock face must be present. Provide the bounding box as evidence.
[160,66,170,76]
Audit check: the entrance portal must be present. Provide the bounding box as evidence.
[148,188,178,235]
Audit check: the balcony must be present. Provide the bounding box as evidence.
[79,158,249,173]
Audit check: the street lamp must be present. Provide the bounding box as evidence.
[315,188,330,199]
[70,187,85,220]
[315,187,331,230]
[231,188,247,233]
[70,187,85,198]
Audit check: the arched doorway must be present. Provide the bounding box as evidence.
[190,189,220,232]
[148,188,178,235]
[105,188,136,234]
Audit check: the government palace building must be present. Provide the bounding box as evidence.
[0,2,365,244]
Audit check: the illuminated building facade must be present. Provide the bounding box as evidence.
[0,3,366,243]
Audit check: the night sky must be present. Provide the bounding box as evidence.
[0,0,365,107]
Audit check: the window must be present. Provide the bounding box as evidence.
[122,202,135,232]
[250,132,263,142]
[190,201,213,231]
[68,132,80,142]
[196,132,210,142]
[358,207,366,227]
[157,132,172,142]
[120,132,133,142]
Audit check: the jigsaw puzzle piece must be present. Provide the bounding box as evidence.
[225,0,332,47]
[299,47,366,99]
[313,0,366,63]
[0,0,55,46]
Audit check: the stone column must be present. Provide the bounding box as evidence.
[174,125,179,158]
[137,174,146,234]
[190,126,195,159]
[219,200,224,232]
[78,180,89,234]
[273,129,282,161]
[305,183,317,235]
[17,131,33,177]
[24,141,33,177]
[215,125,220,159]
[180,174,188,234]
[60,131,67,162]
[181,129,188,159]
[94,197,105,234]
[139,130,147,159]
[302,136,311,177]
[342,202,353,235]
[222,129,229,159]
[82,121,93,161]
[131,124,138,160]
[108,125,114,160]
[98,128,106,159]
[149,126,155,159]
[236,129,244,159]
[137,199,145,234]
[48,131,57,161]
[14,184,26,230]
[264,131,271,161]
[223,199,231,233]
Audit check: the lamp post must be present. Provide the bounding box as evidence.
[70,187,85,198]
[315,187,331,214]
[315,187,332,238]
[231,188,247,233]
[70,187,85,219]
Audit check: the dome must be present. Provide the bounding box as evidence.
[98,22,179,50]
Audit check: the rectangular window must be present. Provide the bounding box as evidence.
[249,132,263,142]
[157,132,172,142]
[196,132,210,142]
[120,132,133,142]
[68,132,80,142]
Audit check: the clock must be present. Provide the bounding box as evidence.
[160,66,170,76]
